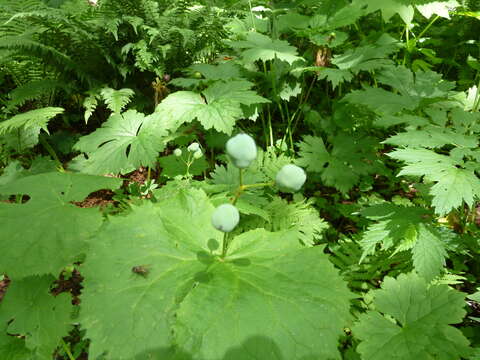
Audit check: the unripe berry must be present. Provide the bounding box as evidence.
[275,164,307,192]
[173,148,182,157]
[193,149,203,159]
[211,204,240,232]
[226,134,257,169]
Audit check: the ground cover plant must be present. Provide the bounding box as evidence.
[0,0,480,359]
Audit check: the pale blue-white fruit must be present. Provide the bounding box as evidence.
[188,142,200,152]
[211,204,240,232]
[226,134,257,168]
[275,164,306,192]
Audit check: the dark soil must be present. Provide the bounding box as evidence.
[51,269,84,305]
[73,189,115,208]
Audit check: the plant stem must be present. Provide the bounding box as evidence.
[221,232,229,258]
[417,15,440,39]
[39,135,63,170]
[239,168,244,187]
[61,339,75,360]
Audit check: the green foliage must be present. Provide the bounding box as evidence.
[296,134,381,193]
[157,80,269,135]
[79,188,353,359]
[73,110,172,175]
[0,276,72,360]
[1,0,480,359]
[0,172,121,278]
[353,272,471,360]
[389,148,480,215]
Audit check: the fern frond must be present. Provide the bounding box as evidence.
[100,87,135,114]
[6,79,71,109]
[0,107,64,135]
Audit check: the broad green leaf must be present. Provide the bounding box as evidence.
[358,203,431,261]
[0,276,72,360]
[0,157,56,186]
[80,188,353,360]
[332,35,399,73]
[0,329,32,360]
[354,0,415,23]
[297,134,381,193]
[384,127,478,148]
[344,87,417,114]
[0,107,64,135]
[416,0,459,19]
[157,81,269,135]
[412,224,447,282]
[389,149,480,215]
[74,110,170,175]
[229,32,303,64]
[353,273,471,360]
[0,172,122,278]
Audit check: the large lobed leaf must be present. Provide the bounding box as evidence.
[0,276,72,360]
[353,272,471,360]
[73,110,170,175]
[0,172,122,278]
[157,80,269,135]
[389,148,480,215]
[80,188,353,360]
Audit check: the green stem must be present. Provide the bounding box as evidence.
[239,168,244,187]
[39,135,63,170]
[221,232,229,258]
[417,15,440,39]
[61,339,75,360]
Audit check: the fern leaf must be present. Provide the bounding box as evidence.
[0,107,64,135]
[100,87,135,114]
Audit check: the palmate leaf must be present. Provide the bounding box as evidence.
[228,32,303,65]
[359,203,447,281]
[80,188,353,360]
[353,273,471,360]
[344,66,455,114]
[0,172,122,278]
[74,110,171,175]
[296,134,381,193]
[0,276,72,360]
[389,149,480,215]
[157,80,269,135]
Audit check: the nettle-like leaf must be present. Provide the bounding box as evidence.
[389,148,480,215]
[296,134,381,193]
[80,188,353,360]
[353,273,471,360]
[359,203,447,281]
[157,80,269,135]
[0,276,72,360]
[344,66,455,115]
[0,107,64,136]
[228,32,303,64]
[73,110,171,175]
[0,172,122,278]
